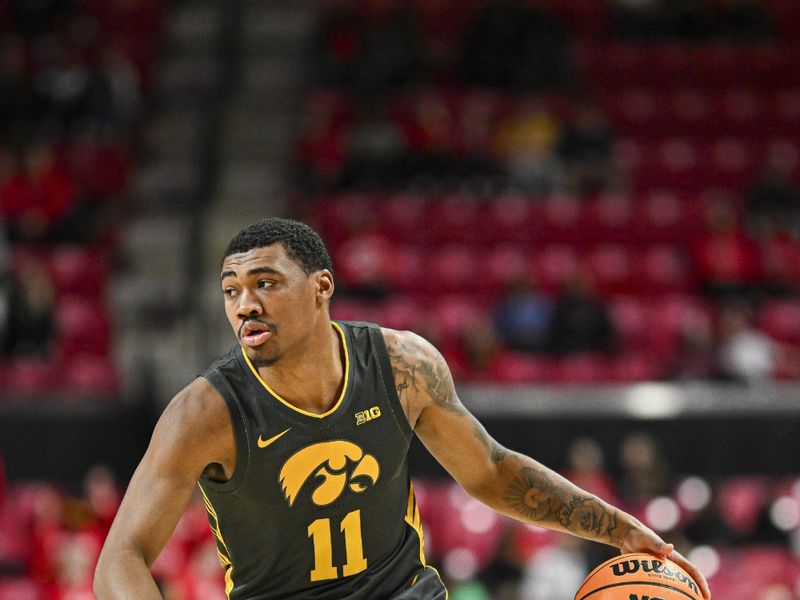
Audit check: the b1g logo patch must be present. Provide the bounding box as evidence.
[355,406,381,425]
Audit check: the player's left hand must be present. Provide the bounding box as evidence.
[620,522,712,600]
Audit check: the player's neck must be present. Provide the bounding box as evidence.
[257,319,345,415]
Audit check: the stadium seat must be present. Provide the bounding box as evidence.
[49,247,109,298]
[55,297,111,357]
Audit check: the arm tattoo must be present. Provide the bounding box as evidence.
[386,334,464,414]
[503,467,619,543]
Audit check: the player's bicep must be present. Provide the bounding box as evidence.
[101,383,225,566]
[385,329,508,493]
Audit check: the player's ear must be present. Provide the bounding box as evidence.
[315,269,334,304]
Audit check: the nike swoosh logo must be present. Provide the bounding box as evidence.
[257,427,292,449]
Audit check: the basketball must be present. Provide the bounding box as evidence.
[575,553,704,600]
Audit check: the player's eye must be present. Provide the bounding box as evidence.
[257,279,274,289]
[223,287,238,298]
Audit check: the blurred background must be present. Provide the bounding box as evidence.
[0,0,799,598]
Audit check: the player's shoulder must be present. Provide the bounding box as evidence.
[380,327,449,370]
[158,377,229,438]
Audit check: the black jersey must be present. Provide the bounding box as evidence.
[198,321,447,600]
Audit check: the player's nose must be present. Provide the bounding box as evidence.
[236,288,263,317]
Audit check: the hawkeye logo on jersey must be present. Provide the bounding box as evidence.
[355,406,381,425]
[279,441,380,507]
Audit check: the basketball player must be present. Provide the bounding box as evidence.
[94,218,711,599]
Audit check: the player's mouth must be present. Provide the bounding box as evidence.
[240,320,275,347]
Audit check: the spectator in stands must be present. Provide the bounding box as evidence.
[520,535,590,600]
[617,432,670,514]
[717,303,777,383]
[0,34,36,138]
[493,277,552,353]
[352,1,425,99]
[30,36,94,130]
[461,315,501,380]
[746,152,800,238]
[563,437,619,506]
[455,91,504,184]
[716,0,774,41]
[691,198,761,303]
[682,484,736,547]
[557,100,619,195]
[3,255,56,358]
[293,96,348,193]
[400,90,459,182]
[547,271,616,356]
[339,101,406,189]
[0,138,81,243]
[86,40,142,130]
[494,98,565,194]
[756,220,800,296]
[459,0,574,92]
[610,0,668,40]
[668,312,720,380]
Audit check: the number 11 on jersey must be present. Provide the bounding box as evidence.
[307,509,368,581]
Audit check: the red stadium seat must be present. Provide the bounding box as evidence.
[49,246,109,298]
[760,300,800,345]
[584,244,635,295]
[63,355,120,396]
[532,244,580,293]
[482,194,536,244]
[637,244,694,295]
[716,476,770,535]
[427,193,482,243]
[489,352,557,384]
[55,297,111,357]
[424,245,478,294]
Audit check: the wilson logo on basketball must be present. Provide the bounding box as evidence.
[611,559,700,595]
[628,595,665,600]
[279,441,380,508]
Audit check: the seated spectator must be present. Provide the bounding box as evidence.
[548,272,616,355]
[308,0,360,87]
[493,277,552,353]
[716,0,773,41]
[339,102,407,189]
[617,432,670,514]
[399,90,459,182]
[691,199,761,302]
[0,139,80,243]
[3,255,57,358]
[557,101,618,195]
[494,98,564,194]
[757,222,800,295]
[746,152,800,238]
[717,303,777,383]
[293,96,348,193]
[611,0,669,40]
[352,1,424,99]
[520,535,590,600]
[0,34,36,138]
[459,0,574,92]
[563,437,619,506]
[668,316,720,380]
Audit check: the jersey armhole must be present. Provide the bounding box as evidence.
[369,324,415,442]
[199,368,250,493]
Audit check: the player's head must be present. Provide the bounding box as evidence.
[223,218,333,274]
[220,218,335,367]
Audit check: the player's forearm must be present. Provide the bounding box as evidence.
[93,547,163,600]
[472,451,633,548]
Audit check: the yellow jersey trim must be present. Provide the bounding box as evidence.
[241,322,350,419]
[404,482,427,566]
[198,483,235,598]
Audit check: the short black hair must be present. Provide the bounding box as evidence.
[223,218,333,274]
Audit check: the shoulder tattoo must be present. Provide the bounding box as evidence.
[386,333,463,414]
[503,467,620,543]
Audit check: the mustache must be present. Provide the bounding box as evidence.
[238,318,278,339]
